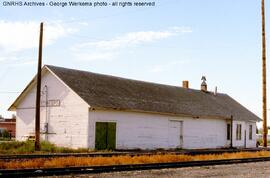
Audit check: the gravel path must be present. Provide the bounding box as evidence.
[46,161,270,178]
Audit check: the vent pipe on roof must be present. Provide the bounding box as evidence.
[214,86,217,95]
[182,80,189,89]
[201,76,207,92]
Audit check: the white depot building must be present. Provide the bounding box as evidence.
[9,65,260,150]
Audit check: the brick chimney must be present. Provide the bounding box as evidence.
[182,80,189,89]
[201,76,207,92]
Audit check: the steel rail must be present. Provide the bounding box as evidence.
[0,148,266,161]
[1,156,270,177]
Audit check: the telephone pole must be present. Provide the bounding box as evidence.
[261,0,267,147]
[35,22,43,151]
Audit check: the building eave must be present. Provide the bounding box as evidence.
[8,66,48,111]
[8,65,91,111]
[90,106,232,120]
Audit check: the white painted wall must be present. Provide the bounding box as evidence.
[183,117,229,149]
[245,122,257,148]
[16,70,89,148]
[232,120,256,148]
[14,69,257,150]
[88,110,234,149]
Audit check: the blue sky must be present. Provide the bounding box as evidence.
[0,0,268,127]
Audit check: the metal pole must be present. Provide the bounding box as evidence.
[230,115,233,148]
[262,0,268,147]
[35,22,43,151]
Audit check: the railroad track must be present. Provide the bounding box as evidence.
[0,148,266,161]
[1,156,270,177]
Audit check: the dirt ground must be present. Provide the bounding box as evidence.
[46,161,270,178]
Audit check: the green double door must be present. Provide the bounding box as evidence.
[95,122,116,150]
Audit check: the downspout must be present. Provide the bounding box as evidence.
[230,115,233,148]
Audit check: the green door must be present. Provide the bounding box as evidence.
[95,122,116,150]
[107,122,116,150]
[95,122,107,150]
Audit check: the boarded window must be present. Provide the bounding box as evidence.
[95,122,116,150]
[249,125,252,140]
[236,124,242,140]
[227,124,231,140]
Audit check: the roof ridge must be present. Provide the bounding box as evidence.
[18,64,259,122]
[45,64,225,96]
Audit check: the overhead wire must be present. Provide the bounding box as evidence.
[0,92,21,94]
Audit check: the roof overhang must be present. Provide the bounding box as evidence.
[8,65,90,111]
[89,106,261,122]
[89,106,232,120]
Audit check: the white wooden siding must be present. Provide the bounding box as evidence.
[183,117,229,149]
[14,69,257,149]
[16,70,89,148]
[232,121,256,148]
[88,110,235,149]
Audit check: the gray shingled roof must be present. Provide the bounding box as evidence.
[46,65,261,122]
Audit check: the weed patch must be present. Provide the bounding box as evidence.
[1,151,270,169]
[0,141,90,154]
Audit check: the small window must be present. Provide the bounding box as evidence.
[227,124,231,140]
[236,124,242,140]
[249,125,252,140]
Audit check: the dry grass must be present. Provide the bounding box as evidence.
[0,141,91,154]
[1,151,270,170]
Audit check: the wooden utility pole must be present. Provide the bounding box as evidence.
[230,115,233,148]
[262,0,267,147]
[35,22,43,151]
